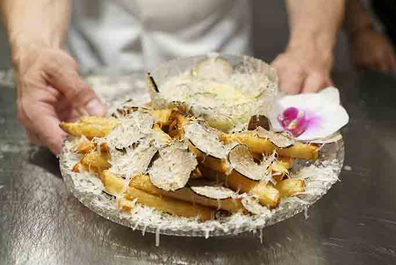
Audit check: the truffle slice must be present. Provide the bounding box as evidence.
[148,143,198,191]
[228,144,275,181]
[257,127,295,149]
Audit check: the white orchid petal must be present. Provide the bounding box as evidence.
[269,87,349,141]
[297,105,349,140]
[318,87,340,105]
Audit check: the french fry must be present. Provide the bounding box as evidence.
[75,138,109,154]
[72,162,87,173]
[81,151,111,171]
[60,122,117,139]
[117,196,136,211]
[277,157,293,169]
[168,112,188,139]
[76,140,96,153]
[103,171,246,214]
[249,181,280,208]
[72,161,105,179]
[114,107,176,128]
[271,157,293,182]
[191,167,203,178]
[275,178,305,198]
[187,141,229,173]
[199,155,285,207]
[132,174,246,214]
[203,168,280,208]
[102,171,215,221]
[190,140,290,178]
[149,109,174,126]
[219,132,319,160]
[80,116,119,126]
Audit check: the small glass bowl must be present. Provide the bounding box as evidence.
[148,54,279,132]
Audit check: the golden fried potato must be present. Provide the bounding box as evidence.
[117,196,136,211]
[102,171,215,221]
[219,132,318,160]
[81,151,111,171]
[75,138,109,154]
[203,168,280,208]
[60,122,117,139]
[80,116,119,126]
[167,112,188,139]
[191,167,203,179]
[249,181,280,208]
[270,157,293,182]
[149,109,174,127]
[103,171,245,214]
[275,178,305,198]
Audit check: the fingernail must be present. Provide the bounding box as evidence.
[85,99,106,116]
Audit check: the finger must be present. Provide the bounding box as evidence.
[272,59,302,94]
[26,131,42,145]
[24,104,67,155]
[276,70,305,95]
[44,52,106,116]
[301,73,327,94]
[279,70,305,94]
[388,54,396,72]
[325,77,334,87]
[58,107,80,122]
[35,115,66,155]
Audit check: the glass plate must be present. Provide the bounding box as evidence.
[59,61,345,238]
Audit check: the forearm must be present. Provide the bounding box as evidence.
[0,0,71,67]
[343,0,373,37]
[286,0,345,52]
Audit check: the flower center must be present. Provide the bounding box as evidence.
[278,107,307,137]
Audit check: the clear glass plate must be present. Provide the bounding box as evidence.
[59,62,345,238]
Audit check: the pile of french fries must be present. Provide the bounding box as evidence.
[61,107,319,222]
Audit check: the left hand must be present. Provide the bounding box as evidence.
[271,43,334,94]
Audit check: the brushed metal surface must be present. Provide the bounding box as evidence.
[1,71,396,265]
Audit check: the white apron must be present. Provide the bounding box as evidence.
[67,0,252,71]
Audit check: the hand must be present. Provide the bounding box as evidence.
[13,46,106,155]
[349,29,396,73]
[271,44,334,94]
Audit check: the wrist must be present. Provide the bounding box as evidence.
[287,34,334,65]
[10,34,61,74]
[288,29,336,55]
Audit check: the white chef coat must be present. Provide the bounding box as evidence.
[67,0,252,71]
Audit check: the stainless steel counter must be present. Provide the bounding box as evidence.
[1,71,395,265]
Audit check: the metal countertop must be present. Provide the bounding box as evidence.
[0,71,395,265]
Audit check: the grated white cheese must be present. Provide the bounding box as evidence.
[241,194,271,215]
[105,111,155,150]
[190,186,237,200]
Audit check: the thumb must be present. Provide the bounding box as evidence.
[45,55,106,116]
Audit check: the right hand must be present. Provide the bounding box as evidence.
[13,47,106,155]
[350,29,396,73]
